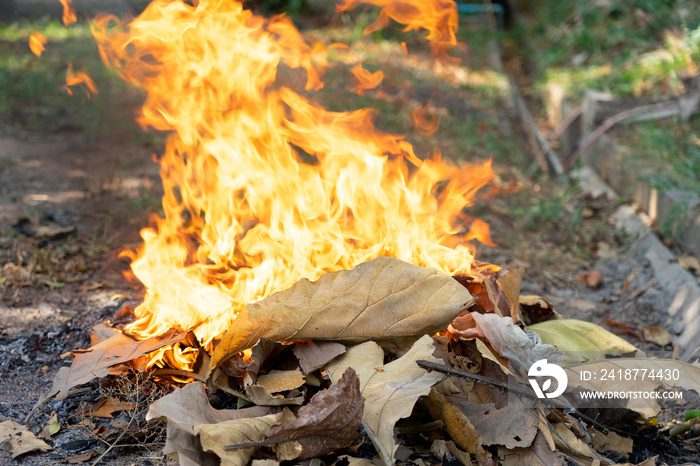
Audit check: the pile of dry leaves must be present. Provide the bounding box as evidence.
[5,256,700,465]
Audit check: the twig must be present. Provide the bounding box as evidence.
[223,432,358,451]
[151,368,206,382]
[396,420,444,435]
[91,408,137,465]
[563,101,678,171]
[416,360,609,434]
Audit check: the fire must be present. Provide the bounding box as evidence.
[63,63,98,98]
[59,0,77,26]
[89,0,495,368]
[29,32,47,57]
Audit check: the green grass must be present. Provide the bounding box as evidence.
[622,119,700,196]
[0,17,146,141]
[512,0,700,98]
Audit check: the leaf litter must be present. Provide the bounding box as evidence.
[33,256,700,465]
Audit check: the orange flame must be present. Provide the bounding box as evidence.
[64,63,98,98]
[60,0,77,26]
[350,63,384,95]
[337,0,459,56]
[29,32,48,57]
[411,103,440,136]
[89,0,494,366]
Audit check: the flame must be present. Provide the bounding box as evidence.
[337,0,459,57]
[350,63,384,95]
[60,0,77,26]
[64,63,98,98]
[89,0,495,367]
[411,103,440,136]
[29,32,47,57]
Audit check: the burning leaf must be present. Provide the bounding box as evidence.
[49,328,189,400]
[29,32,47,57]
[292,341,346,374]
[527,319,639,365]
[146,382,275,465]
[264,367,364,461]
[195,414,282,466]
[326,335,444,465]
[0,420,52,458]
[90,0,494,364]
[210,257,474,380]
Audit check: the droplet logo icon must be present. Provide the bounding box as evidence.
[528,359,568,398]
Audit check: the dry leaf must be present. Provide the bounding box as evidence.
[497,267,525,319]
[255,369,305,393]
[292,341,346,374]
[265,367,364,461]
[519,295,560,325]
[0,420,52,458]
[39,412,60,440]
[245,384,305,406]
[575,270,603,288]
[642,326,673,347]
[195,414,282,466]
[146,382,275,465]
[471,313,564,370]
[590,428,633,455]
[552,423,597,460]
[50,328,189,400]
[88,399,137,419]
[500,430,564,466]
[527,319,639,365]
[209,257,474,381]
[566,358,700,417]
[448,395,538,449]
[326,334,444,465]
[423,388,495,465]
[678,256,700,273]
[66,451,97,463]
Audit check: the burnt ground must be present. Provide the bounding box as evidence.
[1,15,700,466]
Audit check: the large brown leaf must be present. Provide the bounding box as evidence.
[209,257,474,381]
[146,382,276,465]
[265,367,364,461]
[49,328,189,400]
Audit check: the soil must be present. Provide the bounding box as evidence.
[1,14,699,466]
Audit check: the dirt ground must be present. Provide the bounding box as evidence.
[1,13,699,466]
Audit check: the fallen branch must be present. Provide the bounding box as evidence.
[563,100,679,171]
[416,360,609,434]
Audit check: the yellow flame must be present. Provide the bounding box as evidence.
[64,63,98,98]
[29,32,47,57]
[60,0,77,26]
[89,0,495,363]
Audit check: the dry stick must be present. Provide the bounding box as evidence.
[415,360,609,435]
[223,432,359,451]
[563,100,678,171]
[535,106,584,166]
